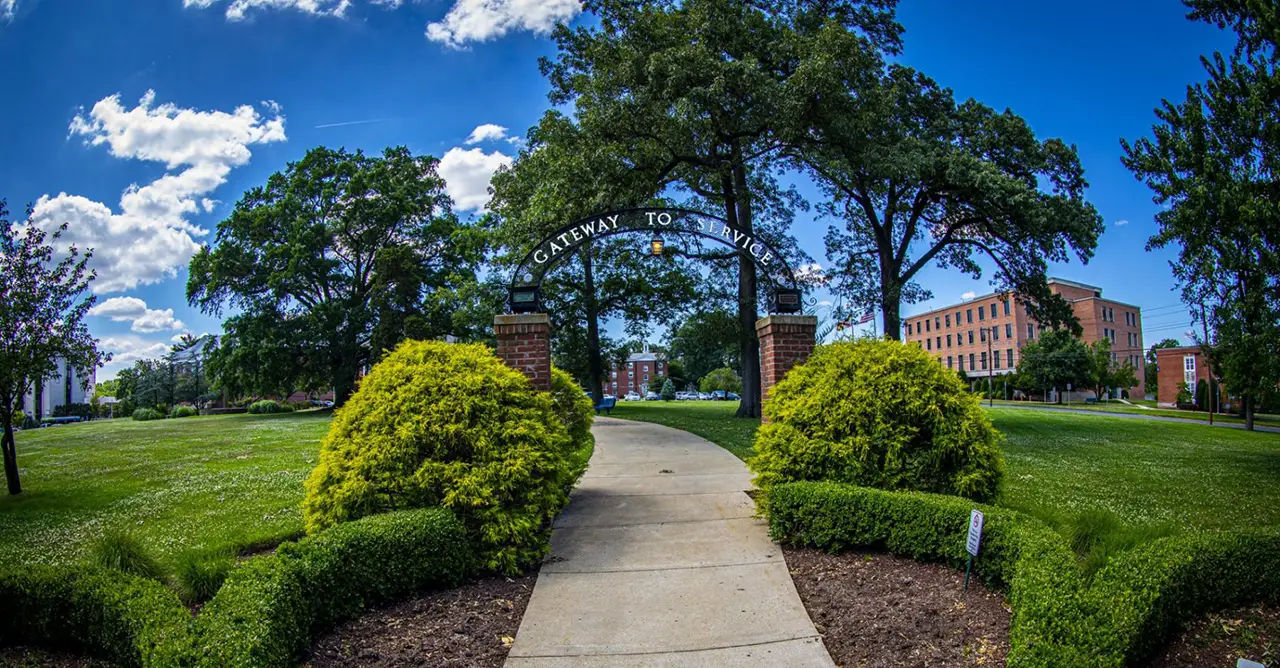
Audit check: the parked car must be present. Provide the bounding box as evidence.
[645,392,661,401]
[625,392,641,401]
[727,392,741,401]
[698,392,712,400]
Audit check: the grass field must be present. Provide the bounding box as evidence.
[985,397,1280,427]
[611,401,1280,532]
[1,411,330,569]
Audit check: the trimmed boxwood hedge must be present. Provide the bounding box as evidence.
[766,481,1280,667]
[0,565,189,667]
[0,507,474,667]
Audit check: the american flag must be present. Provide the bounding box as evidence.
[857,311,875,325]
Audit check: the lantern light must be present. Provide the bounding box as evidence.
[508,285,542,313]
[650,234,664,257]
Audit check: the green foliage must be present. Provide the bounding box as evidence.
[549,367,594,454]
[89,530,167,582]
[1016,329,1093,400]
[303,340,575,573]
[173,549,234,605]
[660,378,676,401]
[766,481,1280,667]
[169,406,198,419]
[1145,338,1180,396]
[187,146,486,406]
[751,339,1004,502]
[667,310,742,385]
[698,367,742,394]
[52,403,93,419]
[131,408,164,422]
[0,565,190,667]
[188,507,474,666]
[246,399,291,414]
[1176,381,1193,405]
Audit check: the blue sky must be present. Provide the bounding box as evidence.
[0,0,1234,378]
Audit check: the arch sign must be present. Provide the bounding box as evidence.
[507,207,803,314]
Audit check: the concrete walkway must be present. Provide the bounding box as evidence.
[505,417,834,668]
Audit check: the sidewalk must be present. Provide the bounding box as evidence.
[504,417,834,668]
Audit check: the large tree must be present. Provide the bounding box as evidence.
[0,202,105,495]
[1086,338,1139,399]
[804,64,1104,339]
[188,146,484,405]
[540,0,900,417]
[666,309,742,386]
[1121,0,1280,430]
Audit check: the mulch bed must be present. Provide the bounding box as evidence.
[306,571,538,667]
[1149,602,1279,668]
[784,547,1010,667]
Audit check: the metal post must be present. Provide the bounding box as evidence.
[963,554,973,592]
[987,326,994,408]
[1201,302,1214,425]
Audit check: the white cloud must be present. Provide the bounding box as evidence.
[464,123,508,145]
[438,146,512,211]
[961,291,977,300]
[98,335,173,374]
[1,0,16,20]
[184,0,353,20]
[89,296,186,333]
[33,90,285,293]
[795,262,828,287]
[1115,219,1129,226]
[426,0,581,48]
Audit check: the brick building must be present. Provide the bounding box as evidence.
[1154,346,1217,407]
[605,351,667,397]
[901,278,1147,397]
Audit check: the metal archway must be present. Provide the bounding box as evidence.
[507,207,802,314]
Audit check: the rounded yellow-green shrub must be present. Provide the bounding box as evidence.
[302,340,574,574]
[549,368,594,452]
[750,338,1004,502]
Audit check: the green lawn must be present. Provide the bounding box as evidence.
[0,411,331,569]
[986,397,1280,427]
[609,401,1280,532]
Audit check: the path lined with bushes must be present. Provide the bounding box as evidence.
[505,417,834,667]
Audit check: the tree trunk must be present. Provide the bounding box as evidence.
[582,247,606,407]
[728,160,761,419]
[2,420,21,495]
[880,291,902,342]
[1244,394,1255,431]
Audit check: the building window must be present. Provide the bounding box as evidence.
[1027,324,1034,339]
[993,326,1000,341]
[959,356,964,371]
[945,314,951,328]
[947,334,952,348]
[612,370,617,377]
[1006,323,1012,338]
[980,328,986,343]
[916,322,921,335]
[994,351,1001,369]
[956,311,963,326]
[628,370,634,378]
[991,301,999,317]
[967,309,973,324]
[927,339,932,351]
[1007,348,1014,367]
[947,356,953,369]
[644,374,649,381]
[1004,301,1011,316]
[978,306,985,321]
[969,353,976,369]
[980,352,987,370]
[968,331,974,345]
[926,319,931,333]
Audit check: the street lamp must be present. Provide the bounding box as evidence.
[650,233,664,257]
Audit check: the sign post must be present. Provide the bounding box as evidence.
[964,509,984,593]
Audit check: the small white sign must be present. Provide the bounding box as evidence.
[967,510,984,556]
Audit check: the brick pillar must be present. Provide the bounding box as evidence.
[757,315,818,406]
[495,314,553,391]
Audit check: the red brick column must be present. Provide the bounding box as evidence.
[757,315,818,406]
[495,314,552,391]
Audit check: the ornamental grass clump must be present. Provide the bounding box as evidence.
[302,340,575,574]
[751,338,1004,502]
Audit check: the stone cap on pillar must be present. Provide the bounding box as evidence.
[495,313,551,326]
[756,314,818,333]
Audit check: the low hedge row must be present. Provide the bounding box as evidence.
[0,565,188,666]
[766,481,1280,667]
[0,507,475,667]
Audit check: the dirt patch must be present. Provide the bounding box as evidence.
[306,572,537,667]
[1149,602,1279,667]
[784,546,1010,667]
[0,647,103,667]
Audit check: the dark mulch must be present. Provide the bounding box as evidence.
[0,647,102,668]
[784,547,1011,667]
[306,572,538,667]
[1149,602,1279,668]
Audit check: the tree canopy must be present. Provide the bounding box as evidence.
[187,146,485,405]
[1121,0,1280,429]
[1,202,106,494]
[1015,329,1092,403]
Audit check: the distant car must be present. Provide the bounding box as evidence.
[727,392,741,401]
[625,392,641,401]
[698,392,712,400]
[645,392,661,401]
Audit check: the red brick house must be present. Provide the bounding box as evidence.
[1155,346,1220,408]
